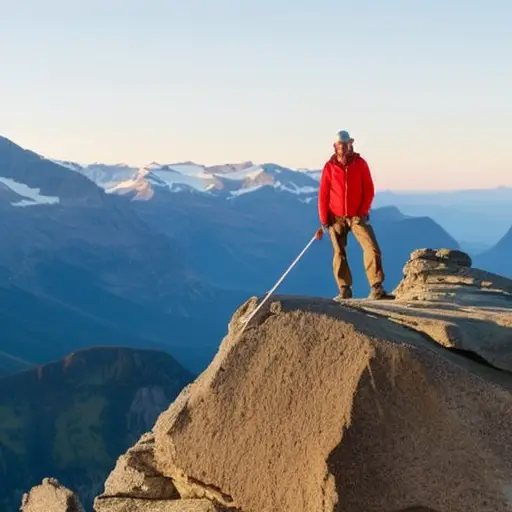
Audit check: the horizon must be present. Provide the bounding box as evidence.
[3,1,511,191]
[3,132,512,194]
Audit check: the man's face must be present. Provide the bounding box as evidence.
[334,141,353,158]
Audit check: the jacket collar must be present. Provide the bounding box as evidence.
[329,152,360,168]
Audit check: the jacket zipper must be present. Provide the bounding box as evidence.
[344,164,348,216]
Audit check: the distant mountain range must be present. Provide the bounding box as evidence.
[0,346,193,511]
[0,136,248,374]
[50,155,511,249]
[474,225,512,277]
[51,159,320,201]
[45,155,461,295]
[373,187,512,249]
[49,150,511,278]
[0,134,510,380]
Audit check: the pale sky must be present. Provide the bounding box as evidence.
[1,0,511,190]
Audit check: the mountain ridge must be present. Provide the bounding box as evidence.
[0,136,106,206]
[4,133,509,250]
[0,135,250,374]
[1,134,509,376]
[45,148,511,202]
[39,141,512,252]
[1,346,195,512]
[474,224,512,277]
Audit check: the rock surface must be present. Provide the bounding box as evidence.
[94,497,221,511]
[149,248,512,512]
[93,432,179,510]
[22,248,512,511]
[20,478,85,512]
[359,248,512,372]
[93,431,232,511]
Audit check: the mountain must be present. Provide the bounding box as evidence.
[49,155,511,250]
[0,280,169,376]
[53,155,504,293]
[0,346,194,512]
[24,248,511,512]
[46,149,460,298]
[0,136,478,375]
[50,158,320,199]
[50,161,140,190]
[474,224,512,277]
[373,186,512,247]
[458,240,492,256]
[0,136,248,374]
[43,146,462,299]
[130,187,460,299]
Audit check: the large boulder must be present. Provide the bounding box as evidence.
[365,247,512,371]
[87,248,512,511]
[20,478,84,512]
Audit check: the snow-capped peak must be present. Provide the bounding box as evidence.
[50,159,84,172]
[0,176,60,207]
[50,158,322,201]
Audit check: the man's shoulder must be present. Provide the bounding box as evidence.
[322,157,335,171]
[353,154,370,169]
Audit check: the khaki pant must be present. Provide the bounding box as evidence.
[328,215,385,290]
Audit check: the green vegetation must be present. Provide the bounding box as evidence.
[0,405,28,456]
[0,346,194,511]
[53,395,111,469]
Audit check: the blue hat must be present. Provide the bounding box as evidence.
[335,130,354,143]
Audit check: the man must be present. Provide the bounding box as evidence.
[317,129,389,300]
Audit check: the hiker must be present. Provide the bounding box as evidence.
[317,130,389,300]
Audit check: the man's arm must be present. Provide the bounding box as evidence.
[359,159,375,216]
[318,163,331,226]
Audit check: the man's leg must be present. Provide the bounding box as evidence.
[328,216,353,298]
[350,217,387,297]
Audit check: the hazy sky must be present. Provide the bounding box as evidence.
[2,0,511,190]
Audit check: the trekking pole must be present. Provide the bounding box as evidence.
[240,228,323,329]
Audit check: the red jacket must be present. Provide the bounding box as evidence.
[318,152,375,225]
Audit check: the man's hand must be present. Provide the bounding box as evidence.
[315,226,325,240]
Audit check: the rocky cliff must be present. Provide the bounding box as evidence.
[22,248,512,512]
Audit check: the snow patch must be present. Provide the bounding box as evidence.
[50,159,84,172]
[166,164,207,177]
[106,166,220,195]
[82,164,138,189]
[295,168,322,181]
[229,184,266,196]
[218,165,265,181]
[206,162,254,174]
[150,168,212,191]
[306,171,321,181]
[50,158,138,190]
[46,153,321,200]
[273,181,318,195]
[0,177,60,207]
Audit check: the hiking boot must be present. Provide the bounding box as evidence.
[368,283,389,300]
[333,286,352,301]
